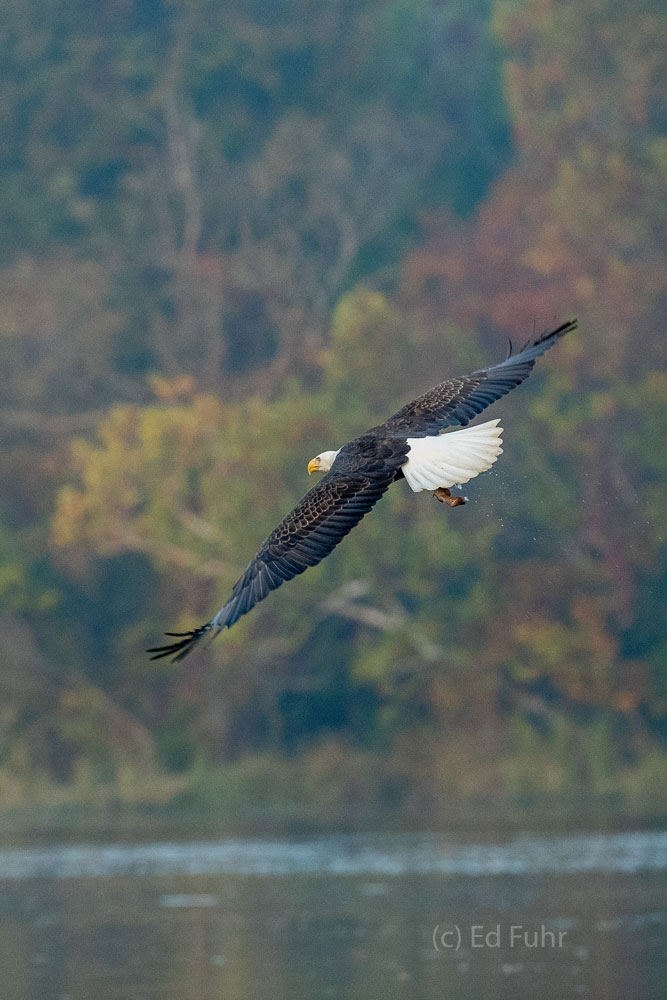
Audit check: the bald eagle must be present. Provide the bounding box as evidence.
[148,319,576,661]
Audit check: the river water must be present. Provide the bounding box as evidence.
[0,828,665,999]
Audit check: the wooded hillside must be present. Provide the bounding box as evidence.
[1,0,665,813]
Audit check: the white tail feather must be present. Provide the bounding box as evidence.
[403,418,504,493]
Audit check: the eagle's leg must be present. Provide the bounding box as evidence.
[433,487,467,507]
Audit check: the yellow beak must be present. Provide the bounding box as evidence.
[307,458,319,475]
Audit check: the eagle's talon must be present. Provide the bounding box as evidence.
[433,487,466,506]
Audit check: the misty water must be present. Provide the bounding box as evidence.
[0,826,666,1000]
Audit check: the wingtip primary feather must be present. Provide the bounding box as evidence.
[493,318,577,374]
[147,622,216,662]
[526,317,577,353]
[506,318,577,359]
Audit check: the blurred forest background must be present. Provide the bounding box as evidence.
[0,0,665,820]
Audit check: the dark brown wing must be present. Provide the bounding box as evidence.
[380,319,577,437]
[148,471,393,662]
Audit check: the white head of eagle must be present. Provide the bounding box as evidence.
[308,450,340,474]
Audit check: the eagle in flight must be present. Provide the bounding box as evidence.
[148,319,576,661]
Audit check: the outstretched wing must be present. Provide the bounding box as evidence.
[380,319,577,437]
[148,472,391,662]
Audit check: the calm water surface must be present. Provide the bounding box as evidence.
[0,828,665,1000]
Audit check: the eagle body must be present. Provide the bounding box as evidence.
[149,319,577,661]
[320,419,504,492]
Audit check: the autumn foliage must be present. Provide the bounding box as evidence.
[1,0,665,810]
